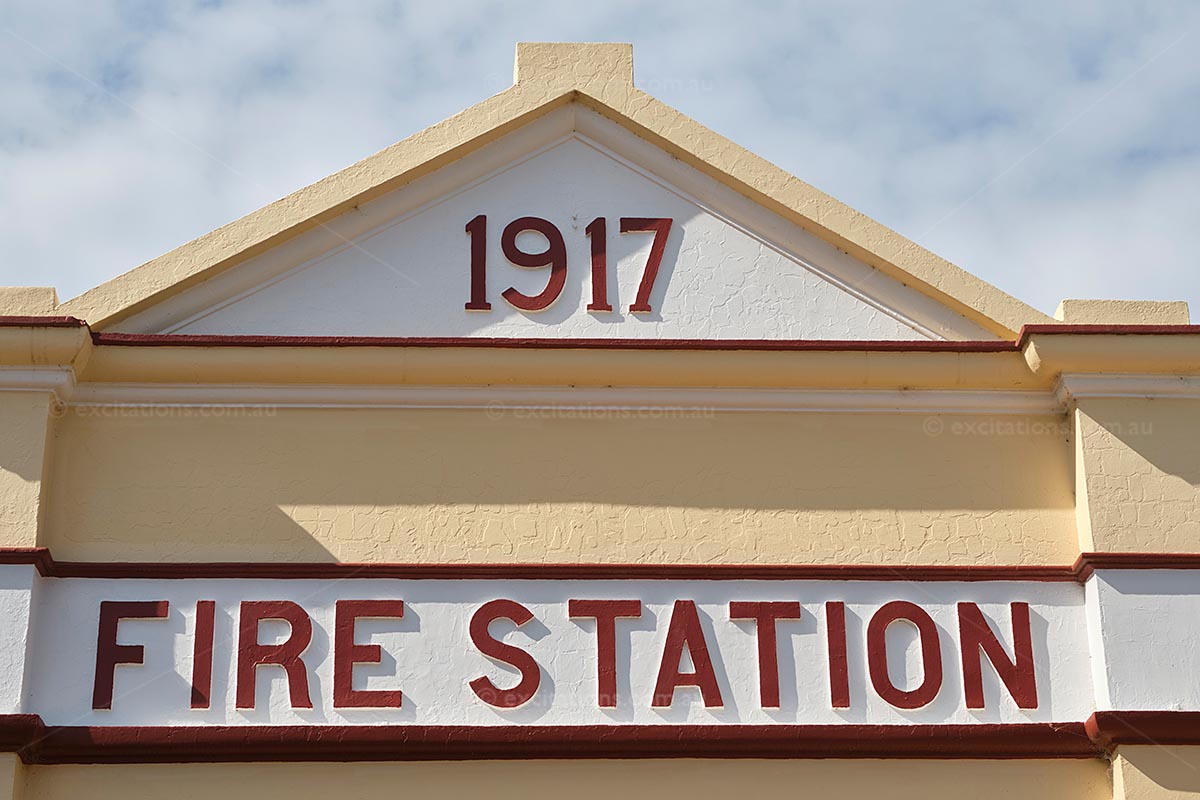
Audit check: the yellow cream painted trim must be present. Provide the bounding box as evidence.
[58,43,1049,336]
[76,347,1048,389]
[68,383,1060,415]
[7,324,1200,398]
[18,759,1112,800]
[1024,335,1200,376]
[0,328,90,370]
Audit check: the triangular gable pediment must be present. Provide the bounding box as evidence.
[110,107,993,340]
[62,43,1049,340]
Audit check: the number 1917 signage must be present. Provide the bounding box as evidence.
[464,215,673,314]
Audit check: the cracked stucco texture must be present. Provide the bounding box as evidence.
[45,408,1076,565]
[172,137,927,340]
[1076,398,1200,552]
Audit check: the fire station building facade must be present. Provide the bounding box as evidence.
[1,43,1199,800]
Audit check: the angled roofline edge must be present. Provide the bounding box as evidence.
[56,43,1051,337]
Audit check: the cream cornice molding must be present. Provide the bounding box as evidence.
[0,366,76,404]
[1056,373,1200,406]
[56,43,1049,337]
[69,382,1060,415]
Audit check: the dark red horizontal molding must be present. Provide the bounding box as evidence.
[90,332,1020,352]
[1018,323,1200,346]
[0,316,86,328]
[1,713,1194,763]
[0,548,1079,581]
[1086,711,1200,748]
[5,548,1200,582]
[1072,552,1200,582]
[2,316,1196,351]
[0,716,1097,763]
[79,324,1200,351]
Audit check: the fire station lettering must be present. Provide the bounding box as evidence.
[93,594,1037,714]
[12,576,1096,728]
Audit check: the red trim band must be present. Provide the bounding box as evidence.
[0,316,86,328]
[5,548,1200,582]
[1072,553,1200,582]
[1086,711,1200,748]
[0,548,1079,581]
[1017,323,1200,346]
[0,713,1194,763]
[80,324,1200,351]
[2,317,1195,350]
[89,332,1019,352]
[0,717,1096,763]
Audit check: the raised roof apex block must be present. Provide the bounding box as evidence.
[514,42,634,89]
[1054,299,1190,325]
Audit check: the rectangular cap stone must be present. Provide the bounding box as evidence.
[1054,299,1190,324]
[514,42,634,89]
[0,287,59,315]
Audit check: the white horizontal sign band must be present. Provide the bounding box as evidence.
[0,569,1097,728]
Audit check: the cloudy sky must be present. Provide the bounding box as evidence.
[2,1,1197,315]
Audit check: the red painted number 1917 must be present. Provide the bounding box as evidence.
[465,215,673,314]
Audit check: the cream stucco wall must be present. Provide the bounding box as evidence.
[1114,747,1200,800]
[1074,399,1200,552]
[0,756,20,800]
[0,392,58,548]
[13,759,1111,800]
[43,407,1077,564]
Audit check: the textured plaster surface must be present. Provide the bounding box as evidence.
[0,393,55,547]
[1115,747,1200,799]
[19,759,1111,800]
[1086,570,1200,712]
[1075,398,1200,552]
[1055,300,1190,325]
[58,43,1048,335]
[0,566,34,716]
[45,408,1077,565]
[166,137,935,340]
[0,288,57,316]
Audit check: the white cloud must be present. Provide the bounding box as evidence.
[1,0,1197,315]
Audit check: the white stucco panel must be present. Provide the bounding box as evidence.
[1086,569,1200,711]
[0,565,35,714]
[21,576,1090,727]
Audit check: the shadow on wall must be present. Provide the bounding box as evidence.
[1078,397,1200,552]
[43,407,1077,562]
[1083,398,1200,487]
[1118,745,1200,794]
